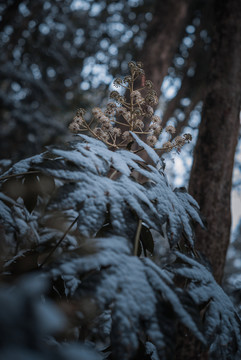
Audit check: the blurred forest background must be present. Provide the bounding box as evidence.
[0,0,241,305]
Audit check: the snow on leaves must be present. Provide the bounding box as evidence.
[1,153,45,177]
[0,195,39,257]
[1,134,204,248]
[0,134,241,359]
[171,252,241,359]
[51,235,205,360]
[48,173,156,237]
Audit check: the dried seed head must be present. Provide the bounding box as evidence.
[165,125,176,134]
[131,90,141,98]
[106,102,117,109]
[105,108,114,116]
[162,141,173,151]
[183,133,192,142]
[135,119,144,129]
[98,115,110,124]
[145,105,154,117]
[112,127,121,136]
[73,116,84,125]
[153,96,159,105]
[76,108,86,116]
[113,78,123,88]
[150,123,159,130]
[174,136,186,146]
[116,95,126,105]
[128,61,136,69]
[101,122,113,131]
[136,97,145,105]
[130,90,144,104]
[147,135,157,147]
[101,132,110,141]
[145,80,153,89]
[105,102,116,115]
[150,123,162,136]
[131,90,144,104]
[136,61,144,68]
[147,89,157,97]
[69,122,81,133]
[153,126,162,136]
[124,75,132,83]
[135,67,145,76]
[92,107,102,116]
[151,115,161,124]
[110,90,119,99]
[93,128,103,137]
[116,106,127,116]
[122,131,132,141]
[145,94,158,106]
[123,112,131,122]
[75,61,191,152]
[133,108,143,118]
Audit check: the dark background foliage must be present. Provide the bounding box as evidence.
[0,0,218,160]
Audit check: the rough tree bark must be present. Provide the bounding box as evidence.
[141,0,191,96]
[189,0,241,284]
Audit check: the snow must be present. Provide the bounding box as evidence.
[0,135,205,254]
[172,252,241,358]
[130,132,162,167]
[2,153,44,177]
[35,136,204,247]
[51,235,206,358]
[145,342,159,360]
[0,199,13,226]
[1,133,240,359]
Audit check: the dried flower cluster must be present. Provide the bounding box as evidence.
[69,61,192,153]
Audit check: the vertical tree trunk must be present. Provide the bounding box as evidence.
[141,0,191,96]
[189,0,241,284]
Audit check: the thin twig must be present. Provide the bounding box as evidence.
[133,147,144,154]
[85,123,119,149]
[88,116,95,127]
[119,84,129,90]
[134,219,142,256]
[134,131,152,134]
[121,102,131,109]
[0,170,40,182]
[109,170,118,180]
[112,119,129,127]
[39,215,79,268]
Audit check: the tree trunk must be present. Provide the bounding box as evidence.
[189,0,241,284]
[141,0,191,96]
